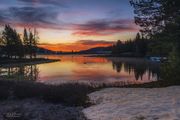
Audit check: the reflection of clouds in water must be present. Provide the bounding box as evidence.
[38,56,159,85]
[72,67,132,81]
[0,55,160,86]
[40,55,109,64]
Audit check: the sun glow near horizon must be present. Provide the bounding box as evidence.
[37,29,138,52]
[0,0,139,52]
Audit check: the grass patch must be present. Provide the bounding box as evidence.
[0,86,10,100]
[0,79,179,106]
[123,79,180,88]
[0,80,94,106]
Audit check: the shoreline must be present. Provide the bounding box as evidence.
[0,76,180,120]
[0,58,60,67]
[0,79,179,120]
[0,80,180,120]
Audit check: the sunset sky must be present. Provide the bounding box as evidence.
[0,0,139,51]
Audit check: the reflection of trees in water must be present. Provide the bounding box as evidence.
[112,59,160,80]
[0,65,39,81]
[112,61,123,73]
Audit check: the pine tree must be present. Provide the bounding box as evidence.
[130,0,164,37]
[28,28,39,59]
[29,29,34,59]
[130,0,180,83]
[2,25,24,58]
[32,28,39,58]
[0,33,4,57]
[16,33,24,59]
[23,28,29,58]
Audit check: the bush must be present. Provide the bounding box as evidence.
[41,84,93,106]
[0,80,94,106]
[161,50,180,85]
[13,82,42,99]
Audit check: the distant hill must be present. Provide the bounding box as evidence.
[1,46,112,55]
[36,47,61,54]
[37,46,112,55]
[37,46,113,54]
[77,46,112,54]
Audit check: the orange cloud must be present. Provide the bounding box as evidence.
[38,40,114,52]
[72,19,139,36]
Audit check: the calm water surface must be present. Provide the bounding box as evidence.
[0,55,160,86]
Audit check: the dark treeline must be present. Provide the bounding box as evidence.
[112,0,180,58]
[129,0,180,83]
[112,33,148,57]
[0,25,38,59]
[112,32,171,57]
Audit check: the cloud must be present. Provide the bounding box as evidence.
[0,9,12,23]
[0,6,62,29]
[0,7,138,35]
[0,14,6,23]
[39,40,114,51]
[0,4,138,36]
[17,0,66,7]
[72,19,138,36]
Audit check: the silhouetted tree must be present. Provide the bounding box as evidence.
[130,0,164,37]
[29,29,38,59]
[130,0,180,55]
[32,28,39,58]
[130,0,180,83]
[112,33,148,57]
[15,33,24,58]
[0,25,39,59]
[134,33,148,57]
[23,28,39,59]
[2,25,24,59]
[0,32,4,57]
[23,28,29,58]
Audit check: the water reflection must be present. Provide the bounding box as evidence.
[111,58,160,81]
[0,65,39,81]
[0,55,160,85]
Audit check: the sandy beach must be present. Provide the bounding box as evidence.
[83,86,180,120]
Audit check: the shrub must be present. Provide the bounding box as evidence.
[161,50,180,85]
[0,80,93,106]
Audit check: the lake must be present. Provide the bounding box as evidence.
[0,55,160,86]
